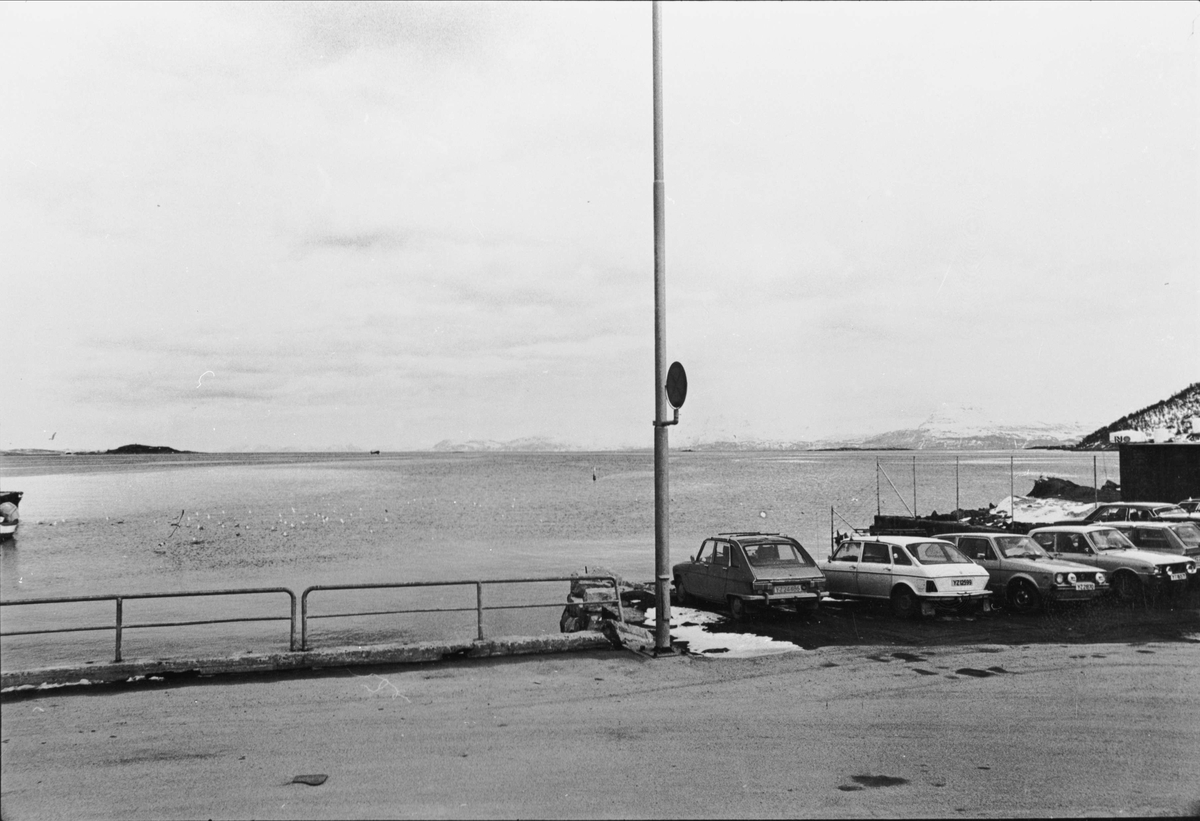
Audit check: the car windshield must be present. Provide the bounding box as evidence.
[1169,523,1200,547]
[995,536,1048,560]
[1155,506,1188,517]
[906,542,971,565]
[1088,529,1136,551]
[744,541,815,567]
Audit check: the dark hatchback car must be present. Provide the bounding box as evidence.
[673,532,825,619]
[1065,502,1200,525]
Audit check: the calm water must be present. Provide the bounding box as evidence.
[0,449,1119,667]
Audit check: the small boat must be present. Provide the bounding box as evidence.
[0,490,22,541]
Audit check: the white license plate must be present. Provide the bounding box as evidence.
[1170,573,1186,582]
[952,579,972,587]
[1073,583,1095,591]
[774,585,803,594]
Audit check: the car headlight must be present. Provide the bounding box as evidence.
[1067,572,1077,584]
[1054,573,1064,584]
[1095,572,1106,585]
[1188,564,1197,575]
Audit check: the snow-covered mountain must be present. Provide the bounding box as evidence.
[821,404,1090,450]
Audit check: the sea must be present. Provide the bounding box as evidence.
[0,449,1120,669]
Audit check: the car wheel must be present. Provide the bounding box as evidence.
[890,586,919,619]
[728,596,746,620]
[1112,571,1142,605]
[1007,579,1042,615]
[674,576,690,606]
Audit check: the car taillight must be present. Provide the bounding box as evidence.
[925,580,938,593]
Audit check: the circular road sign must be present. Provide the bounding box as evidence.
[665,361,687,409]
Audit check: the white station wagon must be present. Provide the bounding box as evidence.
[822,536,993,619]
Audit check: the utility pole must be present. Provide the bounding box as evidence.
[651,0,671,654]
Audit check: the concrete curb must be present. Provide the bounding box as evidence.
[0,632,615,690]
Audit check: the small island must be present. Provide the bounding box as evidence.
[105,444,195,455]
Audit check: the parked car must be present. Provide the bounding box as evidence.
[940,532,1108,614]
[1105,521,1200,565]
[821,536,992,619]
[1062,502,1200,525]
[1027,525,1196,603]
[1178,498,1200,514]
[672,532,825,619]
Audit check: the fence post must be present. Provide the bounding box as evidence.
[114,597,123,662]
[287,589,297,652]
[475,582,484,640]
[300,590,310,651]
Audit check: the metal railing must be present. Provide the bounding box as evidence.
[300,575,623,650]
[0,575,624,663]
[0,587,298,662]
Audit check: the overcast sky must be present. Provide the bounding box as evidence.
[3,1,1196,452]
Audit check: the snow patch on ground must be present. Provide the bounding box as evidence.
[991,496,1097,525]
[643,606,803,659]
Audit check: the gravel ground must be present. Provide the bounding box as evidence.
[3,637,1198,819]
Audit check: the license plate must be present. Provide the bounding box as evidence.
[952,579,972,587]
[1074,583,1095,591]
[774,585,802,594]
[1170,573,1186,582]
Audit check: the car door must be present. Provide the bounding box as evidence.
[824,540,861,595]
[686,539,718,602]
[958,536,1002,591]
[706,540,734,603]
[856,542,893,598]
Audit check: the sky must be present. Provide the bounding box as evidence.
[3,1,1196,452]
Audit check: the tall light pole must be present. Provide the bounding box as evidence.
[652,0,671,653]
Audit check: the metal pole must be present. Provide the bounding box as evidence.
[1093,455,1098,505]
[114,597,123,662]
[652,0,671,653]
[876,458,880,517]
[955,456,960,517]
[912,456,917,520]
[476,581,485,641]
[1010,455,1015,532]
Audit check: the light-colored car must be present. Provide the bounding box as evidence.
[1028,525,1196,603]
[1178,498,1200,515]
[673,532,825,619]
[1106,521,1200,564]
[821,536,992,619]
[940,532,1108,614]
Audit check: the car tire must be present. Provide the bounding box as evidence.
[1112,571,1142,605]
[674,576,691,606]
[890,586,919,619]
[1007,579,1042,615]
[728,596,746,620]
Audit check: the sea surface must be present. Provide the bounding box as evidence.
[0,449,1120,669]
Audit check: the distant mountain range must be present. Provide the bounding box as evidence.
[431,383,1200,452]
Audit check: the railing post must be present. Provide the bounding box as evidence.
[300,589,310,651]
[114,597,123,662]
[475,582,484,641]
[287,589,297,652]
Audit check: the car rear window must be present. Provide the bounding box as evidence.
[907,542,971,565]
[744,541,815,567]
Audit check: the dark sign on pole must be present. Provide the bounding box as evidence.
[666,361,687,410]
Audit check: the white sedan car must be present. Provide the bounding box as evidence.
[822,535,993,618]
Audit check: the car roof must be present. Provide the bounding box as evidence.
[847,535,953,546]
[716,532,795,544]
[1099,502,1178,509]
[1029,524,1120,533]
